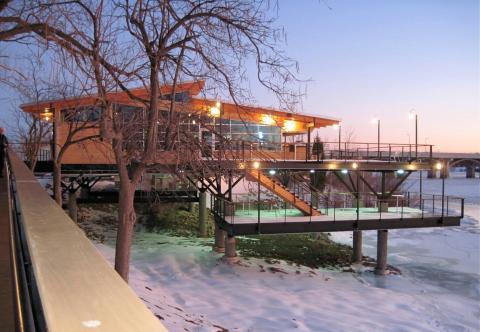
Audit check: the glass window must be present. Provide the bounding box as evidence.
[63,106,102,122]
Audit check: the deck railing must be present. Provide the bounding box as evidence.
[6,150,166,332]
[211,190,464,227]
[221,141,434,163]
[9,140,435,166]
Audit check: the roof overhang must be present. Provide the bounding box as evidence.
[19,81,340,131]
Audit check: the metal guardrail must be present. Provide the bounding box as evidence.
[237,141,434,163]
[9,140,435,166]
[8,143,51,163]
[211,190,464,227]
[6,150,167,332]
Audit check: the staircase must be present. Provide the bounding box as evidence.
[246,170,321,216]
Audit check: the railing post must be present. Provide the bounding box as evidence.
[446,196,449,216]
[432,194,435,215]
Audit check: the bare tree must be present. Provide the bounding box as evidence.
[1,0,301,282]
[9,55,52,170]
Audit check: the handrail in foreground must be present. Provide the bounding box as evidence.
[7,150,166,332]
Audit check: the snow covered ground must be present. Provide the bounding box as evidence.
[86,171,479,331]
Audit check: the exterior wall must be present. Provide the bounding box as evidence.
[56,106,286,165]
[58,121,114,165]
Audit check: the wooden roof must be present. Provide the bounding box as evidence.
[19,81,339,130]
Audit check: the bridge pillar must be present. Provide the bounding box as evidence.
[67,190,78,222]
[352,230,362,263]
[375,230,388,276]
[224,235,239,263]
[198,191,207,237]
[213,224,226,253]
[466,165,476,178]
[427,170,437,179]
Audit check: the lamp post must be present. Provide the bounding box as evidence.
[371,117,380,158]
[333,124,341,157]
[409,109,418,160]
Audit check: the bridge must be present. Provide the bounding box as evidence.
[429,152,480,178]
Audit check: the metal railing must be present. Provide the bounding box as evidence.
[8,143,51,163]
[9,140,434,166]
[211,190,464,227]
[209,140,434,164]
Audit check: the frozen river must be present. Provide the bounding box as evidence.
[93,172,479,331]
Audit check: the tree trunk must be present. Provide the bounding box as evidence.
[114,181,136,282]
[53,161,62,205]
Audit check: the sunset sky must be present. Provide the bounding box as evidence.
[0,1,478,153]
[264,0,479,153]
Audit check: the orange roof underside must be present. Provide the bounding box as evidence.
[20,81,339,129]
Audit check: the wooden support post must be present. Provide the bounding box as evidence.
[213,224,226,253]
[198,191,207,237]
[352,230,362,263]
[375,229,388,275]
[224,235,239,263]
[67,190,78,223]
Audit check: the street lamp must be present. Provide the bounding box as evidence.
[371,117,380,158]
[333,123,341,156]
[408,109,418,160]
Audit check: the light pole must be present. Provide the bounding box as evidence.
[371,117,380,158]
[333,123,341,157]
[409,109,418,160]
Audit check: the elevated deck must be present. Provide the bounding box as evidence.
[212,195,464,236]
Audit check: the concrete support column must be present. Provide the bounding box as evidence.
[224,235,239,263]
[352,230,362,263]
[375,230,388,276]
[213,224,226,253]
[378,202,389,213]
[67,190,78,222]
[198,191,207,237]
[466,165,476,178]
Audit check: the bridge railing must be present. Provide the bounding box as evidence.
[6,150,166,331]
